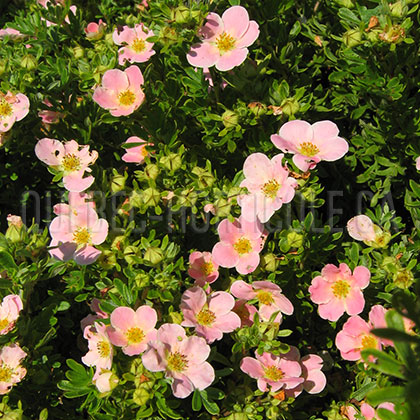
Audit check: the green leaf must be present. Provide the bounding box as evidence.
[192,389,202,411]
[0,251,17,271]
[366,386,405,405]
[361,349,406,379]
[156,394,182,419]
[350,381,377,401]
[200,390,220,415]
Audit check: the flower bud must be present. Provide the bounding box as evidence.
[191,167,214,188]
[144,163,159,180]
[171,6,190,24]
[393,268,414,289]
[97,250,116,270]
[110,172,127,194]
[159,27,178,45]
[287,231,303,248]
[72,45,85,59]
[247,102,267,117]
[85,20,106,40]
[133,388,151,405]
[95,371,118,393]
[141,188,160,207]
[260,253,279,272]
[389,1,406,18]
[144,247,164,265]
[160,154,182,172]
[6,215,25,243]
[20,54,37,70]
[333,0,354,6]
[222,110,239,129]
[280,97,299,116]
[343,29,362,47]
[0,132,10,147]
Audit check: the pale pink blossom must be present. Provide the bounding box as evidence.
[53,192,96,217]
[49,206,108,265]
[240,351,304,393]
[344,402,395,420]
[203,204,216,215]
[0,295,23,335]
[271,120,349,172]
[80,298,108,331]
[38,99,63,125]
[187,6,259,71]
[113,24,155,65]
[35,138,98,192]
[416,156,420,170]
[107,305,157,356]
[93,66,145,117]
[347,215,376,242]
[93,370,118,393]
[308,263,370,322]
[142,323,215,398]
[0,28,25,39]
[230,280,293,323]
[38,0,77,27]
[232,299,258,327]
[238,153,297,223]
[121,136,151,164]
[0,344,27,395]
[0,91,30,133]
[188,251,219,286]
[180,287,240,343]
[6,215,23,228]
[85,20,106,40]
[212,216,264,275]
[82,322,113,371]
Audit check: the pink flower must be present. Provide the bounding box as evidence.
[231,280,293,323]
[121,136,151,164]
[38,99,63,125]
[0,28,25,39]
[6,215,23,228]
[237,153,297,223]
[0,344,27,395]
[271,120,349,172]
[107,306,157,356]
[212,216,264,275]
[416,156,420,170]
[232,299,258,327]
[49,206,108,265]
[81,322,113,371]
[35,138,98,192]
[0,91,30,133]
[188,251,219,286]
[308,263,370,322]
[344,402,395,420]
[80,298,108,331]
[240,351,304,393]
[93,66,145,117]
[347,215,376,242]
[335,305,392,361]
[113,24,155,65]
[187,6,259,71]
[203,204,216,215]
[94,370,118,393]
[85,20,106,40]
[53,192,95,217]
[180,287,240,343]
[0,295,23,335]
[142,323,215,398]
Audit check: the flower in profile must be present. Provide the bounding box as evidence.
[347,215,391,248]
[49,206,108,265]
[0,28,25,40]
[308,263,370,322]
[93,66,145,117]
[38,98,63,125]
[121,136,151,164]
[238,153,297,223]
[82,322,113,371]
[0,344,27,395]
[94,370,118,393]
[416,156,420,170]
[85,20,106,40]
[271,120,349,172]
[187,6,259,71]
[180,286,240,343]
[107,305,157,356]
[344,402,395,420]
[212,216,264,275]
[113,24,155,65]
[188,251,219,287]
[142,323,215,398]
[0,91,30,133]
[0,295,23,335]
[35,138,98,192]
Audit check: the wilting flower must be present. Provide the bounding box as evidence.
[49,206,108,265]
[237,153,297,223]
[35,138,98,192]
[188,251,219,286]
[93,65,145,117]
[0,295,23,335]
[82,322,113,371]
[142,323,215,398]
[187,5,259,71]
[271,120,349,172]
[121,136,151,164]
[347,215,391,248]
[113,24,155,65]
[0,91,29,132]
[0,344,27,395]
[180,287,240,343]
[308,263,370,322]
[344,402,395,420]
[107,305,157,356]
[85,20,106,40]
[212,216,264,275]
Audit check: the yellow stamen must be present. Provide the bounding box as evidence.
[201,261,214,276]
[257,290,274,305]
[131,38,146,53]
[196,308,216,326]
[233,237,252,255]
[261,179,280,199]
[61,154,81,172]
[125,327,145,344]
[361,334,377,350]
[72,227,91,245]
[118,90,136,106]
[167,351,188,372]
[97,340,111,358]
[298,142,320,157]
[264,365,284,381]
[0,319,10,331]
[331,280,351,298]
[0,100,12,118]
[215,32,236,54]
[0,365,13,382]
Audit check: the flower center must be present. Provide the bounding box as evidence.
[0,365,13,382]
[61,154,81,172]
[118,90,136,106]
[72,227,92,245]
[298,142,320,157]
[131,38,146,53]
[167,351,188,373]
[331,279,351,298]
[0,100,12,118]
[0,319,10,331]
[201,261,214,276]
[125,327,145,344]
[264,365,284,381]
[233,237,252,255]
[97,340,111,358]
[257,290,274,305]
[261,179,280,199]
[215,32,236,54]
[196,308,216,326]
[361,334,377,350]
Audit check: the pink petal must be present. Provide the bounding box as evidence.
[352,266,370,289]
[236,20,260,48]
[107,328,127,347]
[243,153,272,184]
[368,305,387,329]
[186,361,215,390]
[49,242,76,261]
[222,6,250,39]
[178,336,210,365]
[171,375,194,398]
[274,120,313,152]
[318,299,345,321]
[157,323,186,348]
[311,120,339,141]
[73,245,101,265]
[230,280,255,300]
[199,12,223,41]
[63,174,95,193]
[212,242,239,268]
[279,359,302,378]
[13,94,30,121]
[308,276,334,304]
[212,311,240,333]
[344,288,365,316]
[208,291,235,315]
[316,136,349,161]
[90,219,109,245]
[240,357,264,378]
[272,294,294,315]
[195,325,223,343]
[110,307,136,331]
[292,154,316,172]
[135,305,158,331]
[35,138,64,166]
[236,252,260,275]
[126,65,144,87]
[187,42,220,69]
[102,69,129,91]
[215,48,248,71]
[180,287,206,315]
[142,341,166,371]
[92,88,119,110]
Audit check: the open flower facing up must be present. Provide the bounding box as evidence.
[212,216,264,275]
[49,206,108,265]
[107,306,157,356]
[142,323,215,398]
[35,138,98,192]
[271,120,349,172]
[180,286,240,343]
[82,322,113,372]
[93,66,145,117]
[113,24,155,65]
[231,280,293,323]
[121,136,151,164]
[308,263,370,322]
[0,295,23,335]
[344,402,395,420]
[0,344,27,395]
[85,19,106,40]
[0,91,29,132]
[188,251,219,287]
[238,153,297,223]
[187,5,259,71]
